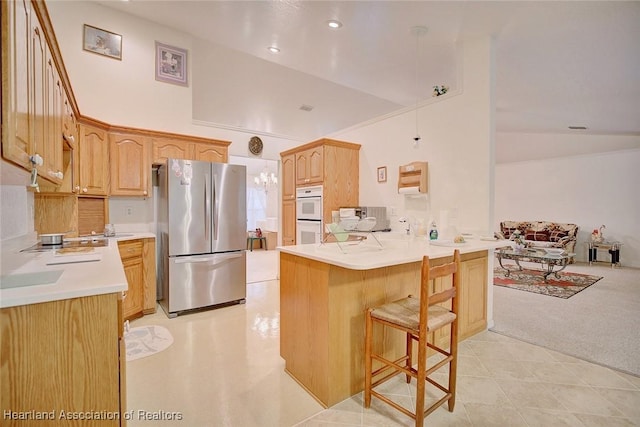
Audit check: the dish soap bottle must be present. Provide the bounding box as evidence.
[429,221,438,240]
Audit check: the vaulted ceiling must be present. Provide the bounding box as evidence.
[99,1,640,142]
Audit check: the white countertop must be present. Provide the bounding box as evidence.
[278,234,512,270]
[0,232,156,309]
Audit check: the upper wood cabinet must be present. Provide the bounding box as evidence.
[152,138,229,165]
[295,146,323,186]
[281,153,296,202]
[110,133,150,197]
[1,0,34,170]
[78,123,109,195]
[2,0,65,185]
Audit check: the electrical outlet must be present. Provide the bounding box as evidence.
[126,206,133,216]
[389,206,397,216]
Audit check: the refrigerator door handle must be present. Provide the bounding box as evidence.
[212,173,218,241]
[174,253,243,264]
[204,173,211,241]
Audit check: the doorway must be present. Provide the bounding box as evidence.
[229,155,279,283]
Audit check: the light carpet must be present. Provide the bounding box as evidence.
[491,262,640,376]
[493,267,602,298]
[125,325,173,361]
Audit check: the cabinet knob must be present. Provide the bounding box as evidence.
[74,185,80,192]
[305,178,310,183]
[48,170,63,179]
[143,190,148,196]
[82,187,88,193]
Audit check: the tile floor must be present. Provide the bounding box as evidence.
[127,251,640,426]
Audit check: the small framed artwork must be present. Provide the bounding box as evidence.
[83,24,122,60]
[155,42,188,87]
[377,166,387,183]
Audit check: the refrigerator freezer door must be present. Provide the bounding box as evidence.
[167,159,213,256]
[212,163,247,252]
[166,252,246,313]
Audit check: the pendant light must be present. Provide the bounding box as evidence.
[410,26,428,148]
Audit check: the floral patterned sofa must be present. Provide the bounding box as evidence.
[496,221,579,256]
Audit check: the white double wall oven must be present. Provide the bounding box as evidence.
[296,185,323,245]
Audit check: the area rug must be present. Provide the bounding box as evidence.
[493,268,603,298]
[125,325,173,361]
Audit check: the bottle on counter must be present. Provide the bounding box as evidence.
[429,221,438,240]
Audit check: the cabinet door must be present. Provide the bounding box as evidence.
[152,139,193,164]
[42,52,63,184]
[459,255,488,339]
[307,147,323,184]
[193,142,227,163]
[282,199,296,246]
[1,0,33,169]
[31,12,46,176]
[295,147,323,185]
[119,240,144,320]
[281,154,295,201]
[78,124,109,195]
[110,133,150,197]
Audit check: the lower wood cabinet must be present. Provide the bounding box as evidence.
[1,293,126,426]
[118,238,156,321]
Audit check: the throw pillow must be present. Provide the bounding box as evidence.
[525,229,550,241]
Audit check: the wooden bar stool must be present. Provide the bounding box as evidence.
[364,250,461,427]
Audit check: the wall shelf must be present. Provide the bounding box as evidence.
[398,161,428,194]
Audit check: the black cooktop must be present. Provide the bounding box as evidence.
[21,238,110,253]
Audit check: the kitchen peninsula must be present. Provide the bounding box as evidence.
[278,236,508,407]
[1,232,154,426]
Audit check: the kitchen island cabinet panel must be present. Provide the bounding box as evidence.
[0,293,124,426]
[279,249,489,407]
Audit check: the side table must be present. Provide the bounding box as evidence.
[587,241,622,268]
[247,236,267,251]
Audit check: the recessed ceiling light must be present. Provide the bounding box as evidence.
[327,20,342,29]
[267,46,280,54]
[568,126,587,130]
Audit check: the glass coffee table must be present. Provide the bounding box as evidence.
[496,248,575,282]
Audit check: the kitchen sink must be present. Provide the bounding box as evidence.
[0,270,63,289]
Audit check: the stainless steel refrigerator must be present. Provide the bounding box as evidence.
[157,159,247,317]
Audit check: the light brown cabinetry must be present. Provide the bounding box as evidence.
[78,123,110,195]
[1,293,126,426]
[1,0,33,170]
[119,240,144,320]
[295,146,323,186]
[152,138,230,165]
[118,238,157,320]
[280,154,296,246]
[281,139,360,245]
[282,200,296,246]
[458,252,488,339]
[35,194,109,237]
[110,133,150,197]
[279,250,489,407]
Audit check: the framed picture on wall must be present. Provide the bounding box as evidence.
[83,24,122,60]
[155,42,188,86]
[377,166,387,183]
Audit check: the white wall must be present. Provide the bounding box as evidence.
[43,1,302,233]
[495,146,640,268]
[333,37,495,238]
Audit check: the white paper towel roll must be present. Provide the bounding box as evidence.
[398,186,420,194]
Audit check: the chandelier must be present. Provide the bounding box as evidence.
[254,167,277,193]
